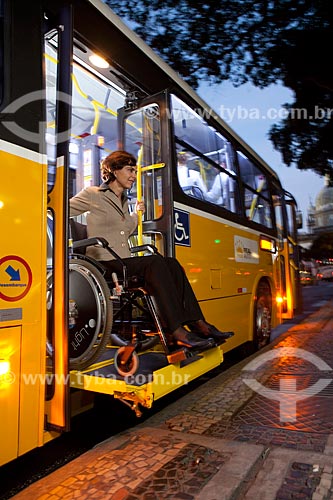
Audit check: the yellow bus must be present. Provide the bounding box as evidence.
[0,0,301,467]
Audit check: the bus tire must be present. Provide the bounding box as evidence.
[253,280,272,351]
[68,258,113,371]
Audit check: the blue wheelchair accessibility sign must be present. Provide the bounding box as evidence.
[174,209,191,247]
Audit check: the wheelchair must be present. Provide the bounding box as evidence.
[67,220,215,377]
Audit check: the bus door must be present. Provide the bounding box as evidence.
[273,190,301,319]
[285,192,302,315]
[44,4,73,433]
[118,92,174,256]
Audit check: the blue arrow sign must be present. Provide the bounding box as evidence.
[6,265,21,281]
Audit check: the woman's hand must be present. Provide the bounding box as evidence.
[134,199,145,213]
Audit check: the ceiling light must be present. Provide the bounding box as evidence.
[89,54,109,69]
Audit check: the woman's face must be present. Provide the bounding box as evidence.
[114,165,137,190]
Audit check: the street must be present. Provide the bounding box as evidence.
[271,280,333,341]
[8,280,333,500]
[1,282,333,500]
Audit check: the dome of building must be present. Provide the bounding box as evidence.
[303,176,333,241]
[315,183,333,210]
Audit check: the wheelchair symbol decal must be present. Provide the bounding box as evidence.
[174,209,191,247]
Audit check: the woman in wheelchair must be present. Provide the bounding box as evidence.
[69,150,234,351]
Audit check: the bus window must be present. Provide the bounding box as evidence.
[176,148,208,201]
[44,33,123,195]
[237,151,273,228]
[205,158,238,212]
[44,31,58,191]
[171,94,239,213]
[46,35,128,197]
[286,201,297,240]
[272,193,285,251]
[123,104,163,221]
[172,95,225,155]
[70,60,124,197]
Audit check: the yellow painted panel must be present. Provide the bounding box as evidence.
[175,209,278,346]
[19,323,46,456]
[0,143,48,458]
[0,326,21,466]
[0,145,46,325]
[45,161,68,430]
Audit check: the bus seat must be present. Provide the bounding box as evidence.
[70,219,88,241]
[182,185,206,200]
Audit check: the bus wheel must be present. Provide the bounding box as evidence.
[114,347,139,377]
[253,281,272,350]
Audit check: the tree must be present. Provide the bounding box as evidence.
[306,232,333,259]
[107,0,333,178]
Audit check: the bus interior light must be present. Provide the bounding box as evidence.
[88,54,109,69]
[97,135,105,147]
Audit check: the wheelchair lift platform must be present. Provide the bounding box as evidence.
[66,234,224,415]
[70,346,223,416]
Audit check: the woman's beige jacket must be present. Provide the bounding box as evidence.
[69,184,138,261]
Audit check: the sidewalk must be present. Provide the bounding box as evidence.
[11,301,333,500]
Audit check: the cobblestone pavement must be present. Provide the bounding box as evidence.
[9,301,333,500]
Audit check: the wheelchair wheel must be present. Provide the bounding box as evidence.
[68,258,113,371]
[114,346,139,377]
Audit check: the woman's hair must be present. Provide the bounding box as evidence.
[100,150,137,183]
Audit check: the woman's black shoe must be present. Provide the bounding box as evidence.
[172,327,214,349]
[187,320,234,344]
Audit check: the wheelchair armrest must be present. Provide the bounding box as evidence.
[72,237,127,266]
[72,236,108,250]
[130,244,159,255]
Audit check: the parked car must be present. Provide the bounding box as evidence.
[317,265,333,281]
[300,270,316,286]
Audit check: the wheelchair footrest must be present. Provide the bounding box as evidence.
[167,349,187,363]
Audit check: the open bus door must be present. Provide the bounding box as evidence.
[117,91,174,256]
[68,91,224,412]
[273,190,302,320]
[44,5,72,433]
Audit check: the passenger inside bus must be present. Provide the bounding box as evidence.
[177,151,207,200]
[70,150,234,350]
[205,160,237,211]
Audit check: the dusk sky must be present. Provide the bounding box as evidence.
[118,4,325,233]
[198,81,325,231]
